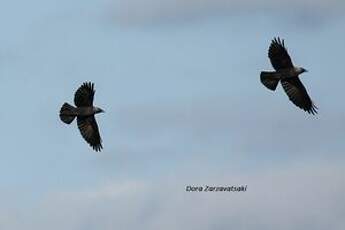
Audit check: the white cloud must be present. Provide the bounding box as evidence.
[2,159,344,230]
[108,0,345,24]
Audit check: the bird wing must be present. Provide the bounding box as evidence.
[77,116,103,151]
[74,82,95,107]
[268,37,293,70]
[281,78,317,114]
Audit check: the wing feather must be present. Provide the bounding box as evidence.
[268,37,293,70]
[281,78,317,115]
[74,82,95,107]
[77,116,103,151]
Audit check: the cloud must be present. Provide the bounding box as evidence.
[109,0,345,24]
[113,99,344,159]
[2,159,344,230]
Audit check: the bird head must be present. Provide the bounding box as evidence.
[95,107,105,114]
[300,67,308,74]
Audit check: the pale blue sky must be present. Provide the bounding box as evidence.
[0,0,344,229]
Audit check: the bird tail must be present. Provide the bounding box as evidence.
[260,71,280,91]
[59,103,77,124]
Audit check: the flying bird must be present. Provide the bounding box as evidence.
[260,37,317,114]
[59,82,104,151]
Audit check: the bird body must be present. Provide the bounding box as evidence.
[260,37,317,114]
[60,104,102,119]
[277,67,306,79]
[59,82,104,152]
[75,106,103,117]
[262,67,305,81]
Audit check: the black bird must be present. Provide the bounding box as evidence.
[260,37,317,114]
[60,82,104,151]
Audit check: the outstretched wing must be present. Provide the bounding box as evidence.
[74,82,95,107]
[281,78,317,115]
[77,116,103,151]
[268,37,293,70]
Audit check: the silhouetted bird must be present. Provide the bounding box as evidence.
[60,82,104,151]
[260,37,317,114]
